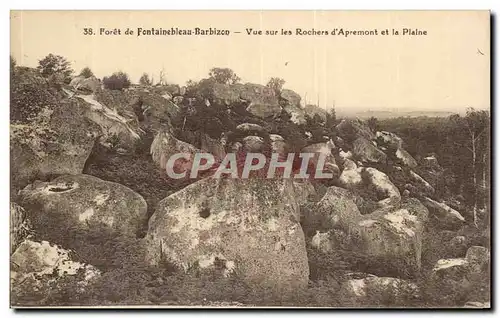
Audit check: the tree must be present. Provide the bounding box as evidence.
[266,77,286,94]
[208,67,240,85]
[102,71,131,90]
[139,73,152,86]
[325,106,337,136]
[79,67,94,78]
[10,56,16,77]
[37,54,73,80]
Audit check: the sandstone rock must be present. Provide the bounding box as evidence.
[283,104,306,125]
[375,131,403,150]
[396,148,418,168]
[145,177,309,297]
[340,274,419,303]
[364,167,401,206]
[11,239,100,305]
[19,174,148,240]
[242,136,265,152]
[240,84,281,118]
[336,118,375,142]
[70,76,100,93]
[310,230,333,254]
[236,123,267,135]
[466,246,490,274]
[68,91,142,149]
[10,203,31,254]
[355,198,428,272]
[211,82,242,105]
[301,141,340,179]
[10,101,99,191]
[409,170,435,196]
[463,301,490,308]
[421,197,465,229]
[293,180,316,204]
[150,130,200,173]
[280,89,301,106]
[270,134,287,154]
[199,133,226,160]
[352,137,387,164]
[432,258,470,281]
[304,104,327,122]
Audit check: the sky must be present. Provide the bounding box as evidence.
[10,10,490,113]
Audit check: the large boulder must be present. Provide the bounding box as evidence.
[70,76,101,93]
[145,177,309,298]
[339,274,419,305]
[352,137,387,164]
[304,104,328,122]
[336,118,375,142]
[10,203,31,254]
[211,82,242,106]
[283,104,306,125]
[301,186,427,275]
[421,197,465,229]
[301,141,340,179]
[395,148,418,168]
[10,100,100,191]
[408,170,435,196]
[375,131,403,150]
[10,239,100,306]
[239,83,281,118]
[69,92,142,149]
[280,89,301,107]
[150,130,200,174]
[19,174,148,241]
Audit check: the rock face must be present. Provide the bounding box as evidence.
[280,89,301,107]
[352,137,387,164]
[395,148,418,168]
[70,76,101,93]
[10,203,31,254]
[240,84,281,118]
[11,239,100,305]
[10,101,100,191]
[375,131,403,150]
[304,104,327,122]
[150,130,200,173]
[69,92,142,149]
[336,118,375,142]
[145,177,309,298]
[280,89,306,125]
[19,174,148,240]
[301,141,340,179]
[431,246,489,281]
[301,186,427,275]
[421,197,465,229]
[340,274,419,304]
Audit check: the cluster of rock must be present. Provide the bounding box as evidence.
[10,70,488,307]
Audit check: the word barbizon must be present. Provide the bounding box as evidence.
[136,27,230,36]
[165,152,335,179]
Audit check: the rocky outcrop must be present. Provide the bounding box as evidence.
[241,84,281,118]
[145,177,309,298]
[304,104,328,122]
[150,130,200,174]
[301,185,427,274]
[339,273,419,304]
[395,148,418,168]
[10,203,31,254]
[280,89,301,107]
[375,131,403,150]
[19,174,148,241]
[352,137,387,164]
[10,100,100,191]
[70,76,101,93]
[421,197,465,229]
[11,239,100,305]
[431,246,489,284]
[336,118,375,142]
[301,141,340,179]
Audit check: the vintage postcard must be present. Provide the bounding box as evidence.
[10,10,490,308]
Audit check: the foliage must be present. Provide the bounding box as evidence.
[103,71,131,90]
[266,77,286,94]
[37,54,73,81]
[208,67,240,85]
[139,73,152,86]
[367,116,378,132]
[79,67,94,78]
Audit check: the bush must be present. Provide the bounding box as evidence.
[79,67,94,78]
[103,71,131,90]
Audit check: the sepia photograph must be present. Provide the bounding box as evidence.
[9,10,491,308]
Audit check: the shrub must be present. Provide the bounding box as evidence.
[208,67,240,85]
[139,73,152,86]
[103,71,131,90]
